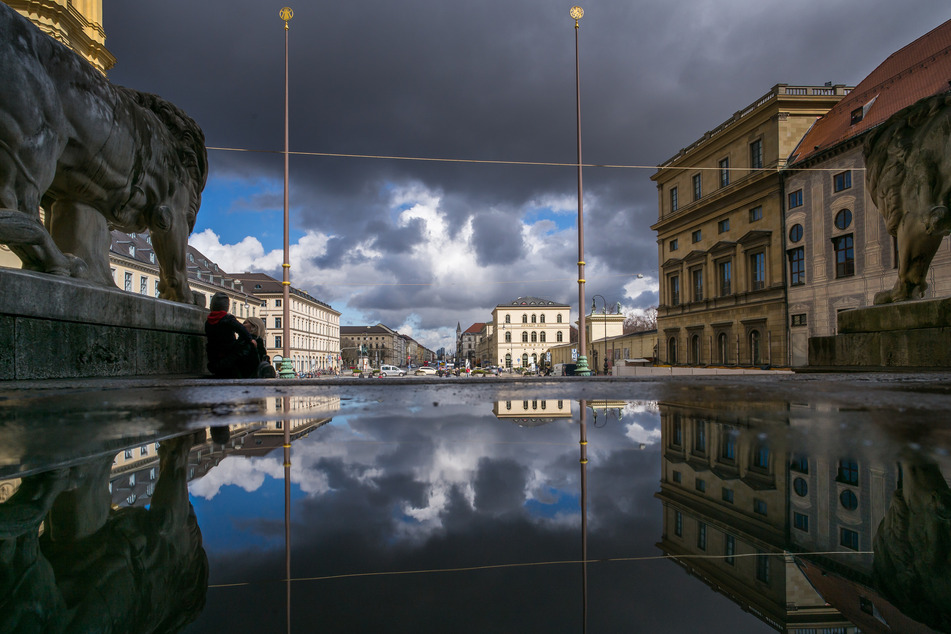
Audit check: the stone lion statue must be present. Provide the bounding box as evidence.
[864,91,951,304]
[0,433,208,631]
[873,450,951,632]
[0,3,207,304]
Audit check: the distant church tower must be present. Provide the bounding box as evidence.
[455,322,462,363]
[6,0,116,74]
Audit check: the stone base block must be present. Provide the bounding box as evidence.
[0,268,206,380]
[809,297,951,368]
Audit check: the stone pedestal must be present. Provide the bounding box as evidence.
[808,297,951,368]
[0,268,206,380]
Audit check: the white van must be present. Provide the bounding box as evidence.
[379,364,405,377]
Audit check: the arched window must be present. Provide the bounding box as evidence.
[531,314,537,323]
[531,353,538,367]
[540,332,546,343]
[540,314,545,323]
[522,314,528,323]
[718,333,729,364]
[750,330,761,365]
[522,353,529,367]
[531,331,537,343]
[505,353,512,368]
[505,314,511,324]
[668,337,678,364]
[557,314,563,323]
[691,334,700,365]
[557,331,563,342]
[521,332,528,342]
[504,332,511,343]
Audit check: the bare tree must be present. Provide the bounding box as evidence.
[623,307,657,334]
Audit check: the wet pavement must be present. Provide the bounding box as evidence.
[1,373,950,632]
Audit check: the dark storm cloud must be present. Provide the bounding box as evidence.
[103,1,951,333]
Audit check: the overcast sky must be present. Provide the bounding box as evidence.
[102,0,949,351]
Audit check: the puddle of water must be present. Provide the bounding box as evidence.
[1,380,949,632]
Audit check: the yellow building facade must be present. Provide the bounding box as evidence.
[651,84,850,367]
[487,297,571,371]
[6,0,115,74]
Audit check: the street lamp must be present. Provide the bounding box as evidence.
[279,7,294,378]
[570,6,590,376]
[591,294,608,375]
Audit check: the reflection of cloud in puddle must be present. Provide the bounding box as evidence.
[624,422,661,446]
[189,456,284,499]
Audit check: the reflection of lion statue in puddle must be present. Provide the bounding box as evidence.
[873,450,951,632]
[865,92,951,304]
[0,3,206,304]
[0,434,207,631]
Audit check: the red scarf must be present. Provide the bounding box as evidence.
[207,310,228,325]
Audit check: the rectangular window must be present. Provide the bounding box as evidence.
[154,280,160,298]
[754,499,767,516]
[275,336,282,348]
[790,455,809,473]
[695,479,706,493]
[693,173,702,200]
[717,218,729,233]
[750,139,763,169]
[670,187,678,212]
[840,528,859,550]
[124,272,132,292]
[275,299,282,307]
[275,317,282,328]
[753,446,769,469]
[719,157,730,187]
[673,417,683,446]
[669,238,678,252]
[721,435,736,460]
[722,488,734,504]
[833,170,852,192]
[750,252,766,290]
[788,189,803,208]
[749,206,763,222]
[837,459,859,485]
[674,510,683,537]
[794,512,809,532]
[140,445,148,456]
[124,449,133,459]
[669,275,680,306]
[725,535,735,565]
[834,235,855,278]
[791,313,807,327]
[850,107,864,125]
[694,420,706,453]
[691,229,702,243]
[789,247,805,286]
[718,261,732,296]
[692,268,703,302]
[139,276,148,295]
[672,470,682,483]
[756,553,770,583]
[697,522,707,550]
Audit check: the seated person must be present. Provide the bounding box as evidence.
[205,293,274,378]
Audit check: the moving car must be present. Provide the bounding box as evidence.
[414,366,437,376]
[378,364,405,377]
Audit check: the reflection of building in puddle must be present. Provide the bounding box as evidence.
[586,400,626,427]
[492,399,573,426]
[108,400,338,509]
[655,403,875,632]
[267,395,342,416]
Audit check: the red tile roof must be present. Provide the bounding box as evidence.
[789,19,951,165]
[463,323,485,334]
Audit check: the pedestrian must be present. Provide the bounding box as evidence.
[205,293,275,378]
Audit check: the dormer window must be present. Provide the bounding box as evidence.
[188,253,194,263]
[850,107,863,125]
[129,245,135,257]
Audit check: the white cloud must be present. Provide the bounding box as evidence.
[189,454,284,499]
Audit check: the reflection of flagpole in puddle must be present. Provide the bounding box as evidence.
[579,399,588,634]
[283,396,292,634]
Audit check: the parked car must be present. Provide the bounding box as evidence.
[414,366,437,376]
[378,364,405,377]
